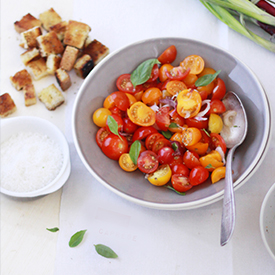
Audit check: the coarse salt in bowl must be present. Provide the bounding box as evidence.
[0,116,70,197]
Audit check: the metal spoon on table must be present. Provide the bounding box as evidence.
[219,91,248,246]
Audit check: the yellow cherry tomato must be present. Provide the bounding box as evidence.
[166,80,187,96]
[199,150,224,172]
[180,55,205,75]
[119,153,138,172]
[142,87,162,106]
[93,107,112,127]
[208,113,223,134]
[147,164,172,186]
[127,102,156,126]
[211,166,226,184]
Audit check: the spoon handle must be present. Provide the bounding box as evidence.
[220,146,236,246]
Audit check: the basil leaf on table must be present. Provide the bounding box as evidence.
[130,58,161,87]
[69,230,87,247]
[129,140,141,165]
[46,227,59,232]
[195,70,221,87]
[94,244,118,258]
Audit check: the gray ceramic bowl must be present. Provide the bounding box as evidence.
[72,37,271,210]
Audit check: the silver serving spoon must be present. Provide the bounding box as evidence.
[219,91,248,246]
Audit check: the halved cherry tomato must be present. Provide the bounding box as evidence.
[127,102,156,126]
[209,133,227,154]
[171,175,193,192]
[125,93,137,106]
[185,117,208,129]
[158,146,175,165]
[156,106,170,131]
[137,150,159,174]
[169,110,185,133]
[208,113,223,134]
[147,164,172,186]
[93,108,112,127]
[152,138,172,154]
[212,78,226,100]
[171,163,190,177]
[119,153,138,172]
[196,81,215,96]
[109,91,130,111]
[134,90,144,101]
[183,74,198,88]
[116,74,143,94]
[159,64,174,82]
[199,150,224,172]
[142,87,162,105]
[166,80,187,96]
[207,99,226,115]
[180,55,204,75]
[189,166,209,186]
[96,127,110,148]
[186,142,209,156]
[158,45,177,64]
[101,133,128,160]
[200,129,211,144]
[103,94,115,109]
[182,127,202,146]
[197,67,216,78]
[197,89,209,101]
[170,132,184,145]
[177,89,202,119]
[109,106,124,117]
[106,114,123,133]
[183,150,201,170]
[123,117,138,134]
[211,166,226,184]
[165,67,190,81]
[145,132,163,150]
[132,126,158,142]
[147,64,159,83]
[169,154,183,167]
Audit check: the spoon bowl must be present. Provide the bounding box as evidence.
[220,91,248,246]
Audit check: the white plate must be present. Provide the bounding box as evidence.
[260,182,275,261]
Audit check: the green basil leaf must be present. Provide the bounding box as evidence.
[130,59,161,87]
[195,70,221,87]
[205,164,214,169]
[69,230,87,247]
[46,227,59,232]
[107,116,122,140]
[171,142,178,151]
[169,122,178,128]
[165,185,186,196]
[161,130,173,139]
[94,244,118,258]
[129,140,141,165]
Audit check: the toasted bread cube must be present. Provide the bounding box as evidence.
[49,21,68,41]
[46,54,61,74]
[23,83,36,106]
[20,48,40,65]
[27,58,48,80]
[82,39,109,65]
[60,46,79,71]
[63,20,91,49]
[0,93,17,118]
[10,69,32,90]
[55,68,72,91]
[39,8,62,31]
[14,13,41,33]
[84,35,92,48]
[21,26,42,49]
[38,84,65,110]
[74,54,94,79]
[37,31,64,57]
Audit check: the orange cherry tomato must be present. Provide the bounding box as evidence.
[177,89,202,119]
[186,142,209,156]
[159,64,174,82]
[119,153,138,172]
[158,45,177,64]
[125,93,137,106]
[199,150,224,172]
[134,90,144,101]
[93,108,112,127]
[211,166,226,184]
[183,73,198,88]
[180,55,204,75]
[127,102,156,126]
[182,127,202,147]
[142,87,162,106]
[197,67,216,78]
[170,132,184,145]
[166,80,187,96]
[103,94,115,109]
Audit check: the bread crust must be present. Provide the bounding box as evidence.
[14,13,41,33]
[0,93,17,117]
[21,26,42,49]
[60,46,79,71]
[23,83,36,106]
[74,54,94,78]
[10,69,32,90]
[39,8,62,31]
[55,68,72,91]
[27,57,48,80]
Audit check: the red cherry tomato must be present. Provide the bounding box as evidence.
[183,150,201,170]
[152,138,172,154]
[189,166,209,186]
[145,132,163,150]
[165,67,190,81]
[157,146,175,165]
[156,106,171,131]
[209,133,227,154]
[96,127,110,148]
[185,117,208,129]
[109,106,124,117]
[171,175,193,192]
[206,99,226,115]
[116,74,143,94]
[212,78,226,100]
[147,64,159,83]
[132,126,158,141]
[101,133,128,160]
[171,163,190,177]
[200,129,211,144]
[169,155,183,167]
[137,150,159,173]
[123,117,138,134]
[111,91,130,111]
[158,45,177,64]
[106,114,123,133]
[198,89,208,101]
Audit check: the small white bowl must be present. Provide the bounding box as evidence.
[0,116,71,197]
[260,182,275,261]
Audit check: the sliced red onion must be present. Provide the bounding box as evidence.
[150,103,159,112]
[216,146,226,164]
[159,97,177,109]
[194,99,211,120]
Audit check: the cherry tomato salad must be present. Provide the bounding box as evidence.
[93,45,230,194]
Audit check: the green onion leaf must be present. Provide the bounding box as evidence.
[165,185,186,196]
[130,59,161,87]
[46,227,59,232]
[129,140,141,165]
[94,244,118,258]
[195,70,221,87]
[69,230,87,247]
[202,128,211,137]
[161,130,173,139]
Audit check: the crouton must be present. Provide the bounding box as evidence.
[39,8,62,31]
[10,69,32,90]
[74,54,94,79]
[20,48,40,65]
[82,39,109,65]
[23,83,36,106]
[38,84,65,110]
[21,26,42,49]
[55,68,72,91]
[63,20,91,49]
[27,57,48,80]
[49,21,68,41]
[60,46,79,71]
[14,13,41,33]
[0,93,17,118]
[36,31,64,57]
[46,54,61,74]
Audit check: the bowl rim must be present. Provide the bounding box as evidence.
[72,37,272,210]
[0,116,70,197]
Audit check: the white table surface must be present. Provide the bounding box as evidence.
[1,0,275,274]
